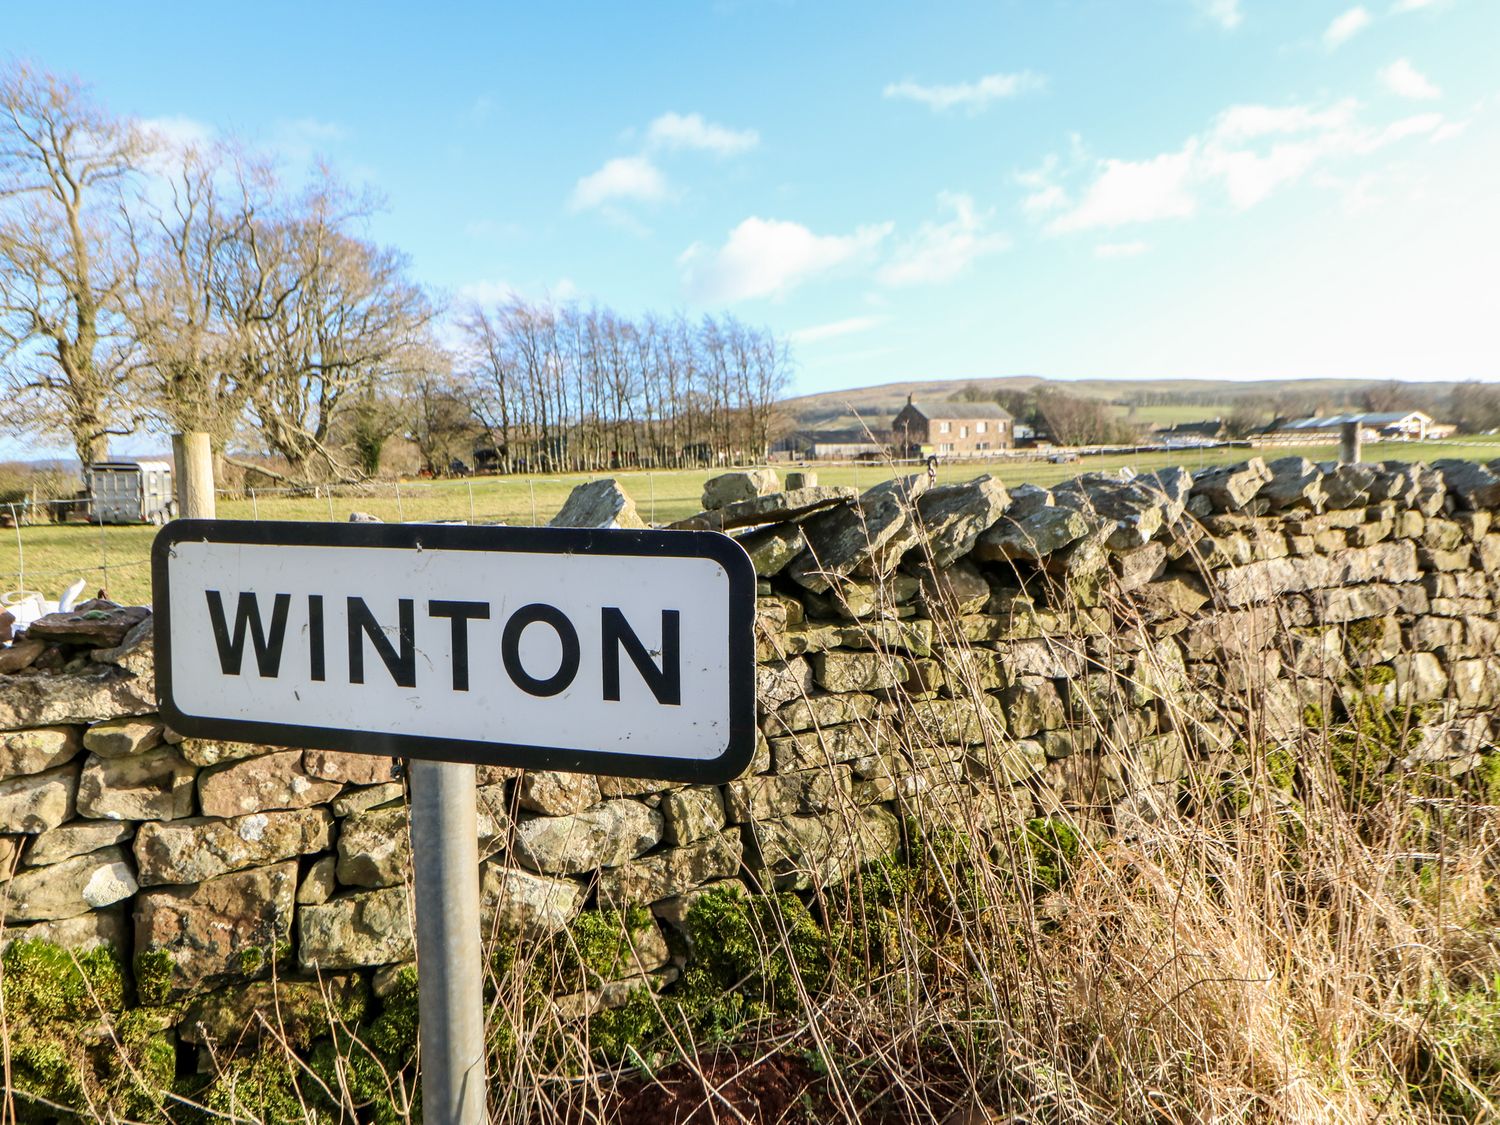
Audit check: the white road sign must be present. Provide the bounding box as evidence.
[152,520,756,782]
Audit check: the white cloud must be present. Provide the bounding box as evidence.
[1324,6,1372,47]
[1391,0,1440,10]
[647,112,759,155]
[138,115,215,153]
[883,72,1044,112]
[1380,58,1441,99]
[569,155,669,211]
[877,192,1011,286]
[1043,97,1455,233]
[1095,241,1150,258]
[1196,0,1243,29]
[1212,100,1357,141]
[790,316,882,344]
[1049,147,1199,232]
[679,217,892,302]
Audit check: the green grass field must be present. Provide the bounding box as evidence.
[5,439,1497,609]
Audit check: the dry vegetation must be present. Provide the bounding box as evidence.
[4,527,1496,1125]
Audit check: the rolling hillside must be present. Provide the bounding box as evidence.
[780,376,1466,432]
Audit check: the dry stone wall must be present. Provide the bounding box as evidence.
[3,454,1500,1057]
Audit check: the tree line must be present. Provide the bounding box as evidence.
[0,63,792,483]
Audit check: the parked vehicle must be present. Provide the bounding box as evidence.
[85,461,176,524]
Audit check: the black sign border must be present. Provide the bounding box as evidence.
[152,519,758,784]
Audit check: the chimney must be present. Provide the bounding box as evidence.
[906,393,912,406]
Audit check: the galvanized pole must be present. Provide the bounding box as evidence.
[1339,421,1362,465]
[408,759,489,1125]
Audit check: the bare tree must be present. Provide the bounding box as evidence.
[242,175,435,481]
[0,62,151,464]
[126,140,285,450]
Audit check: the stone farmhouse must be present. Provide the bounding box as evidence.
[891,396,1014,456]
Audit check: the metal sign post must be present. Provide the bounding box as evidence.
[151,520,755,1124]
[409,759,486,1124]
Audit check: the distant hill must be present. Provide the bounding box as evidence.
[779,376,1467,432]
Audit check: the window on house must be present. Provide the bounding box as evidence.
[939,421,951,434]
[960,425,969,438]
[977,421,987,434]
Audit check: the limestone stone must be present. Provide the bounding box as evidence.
[302,749,398,785]
[331,781,404,817]
[904,695,1008,746]
[77,747,195,821]
[1321,463,1382,510]
[0,662,154,729]
[518,770,601,816]
[0,763,78,833]
[1004,483,1054,519]
[24,819,132,866]
[3,845,136,922]
[198,749,341,817]
[1001,678,1067,738]
[1053,471,1187,552]
[88,616,153,680]
[811,650,907,693]
[972,505,1094,561]
[0,908,127,955]
[335,805,410,888]
[0,726,81,780]
[741,806,898,892]
[1433,459,1500,510]
[176,739,270,768]
[512,799,662,875]
[0,638,46,674]
[297,885,413,971]
[756,658,814,712]
[548,478,646,529]
[1190,458,1272,512]
[1214,541,1420,606]
[298,855,337,904]
[678,486,858,535]
[136,808,332,886]
[480,863,584,937]
[736,524,805,576]
[25,600,149,648]
[137,862,300,995]
[913,557,991,616]
[702,469,780,509]
[764,692,879,736]
[782,484,919,590]
[598,830,743,905]
[785,471,817,490]
[913,475,1011,566]
[1259,457,1326,512]
[660,787,726,845]
[1390,652,1449,704]
[180,975,368,1047]
[768,723,894,774]
[724,766,850,823]
[838,617,934,656]
[82,717,163,758]
[1113,542,1167,591]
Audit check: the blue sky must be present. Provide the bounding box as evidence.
[6,0,1498,410]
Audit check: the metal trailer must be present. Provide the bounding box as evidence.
[85,461,176,524]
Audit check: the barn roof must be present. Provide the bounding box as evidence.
[900,399,1014,421]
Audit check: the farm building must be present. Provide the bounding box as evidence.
[1263,410,1442,443]
[891,396,1014,455]
[774,428,888,460]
